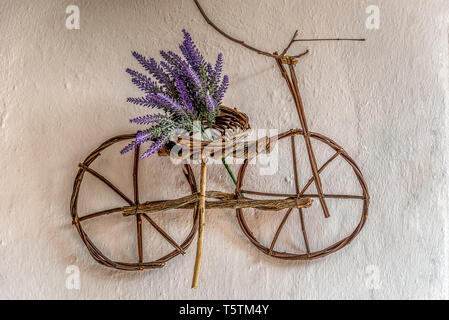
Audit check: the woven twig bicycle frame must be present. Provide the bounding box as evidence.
[70,0,370,288]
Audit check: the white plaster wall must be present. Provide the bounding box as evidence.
[0,0,448,299]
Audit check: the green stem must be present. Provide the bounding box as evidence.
[222,157,245,198]
[199,123,211,140]
[222,158,237,185]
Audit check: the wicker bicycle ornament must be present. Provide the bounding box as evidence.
[70,0,370,288]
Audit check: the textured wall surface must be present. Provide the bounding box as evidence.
[0,0,448,299]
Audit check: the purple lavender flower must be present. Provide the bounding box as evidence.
[135,129,153,145]
[126,97,153,108]
[205,92,217,112]
[213,53,223,83]
[175,77,193,113]
[132,51,172,90]
[185,64,202,88]
[207,62,214,80]
[129,113,165,125]
[179,29,203,70]
[126,68,160,94]
[160,50,185,77]
[159,61,176,78]
[214,75,229,104]
[124,30,230,159]
[146,93,185,114]
[140,139,164,159]
[127,96,172,113]
[120,140,137,154]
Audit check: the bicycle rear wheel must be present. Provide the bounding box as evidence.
[235,129,369,260]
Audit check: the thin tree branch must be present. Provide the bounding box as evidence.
[291,50,310,59]
[281,30,299,56]
[193,0,365,61]
[193,0,276,58]
[294,38,365,42]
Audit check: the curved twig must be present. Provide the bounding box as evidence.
[193,0,277,58]
[281,30,299,56]
[193,0,365,59]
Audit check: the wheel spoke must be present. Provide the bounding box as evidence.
[234,127,370,260]
[291,136,300,194]
[136,214,143,265]
[79,207,122,222]
[78,163,134,206]
[142,213,186,255]
[133,146,143,265]
[298,208,311,255]
[302,194,364,200]
[299,150,342,196]
[71,135,201,270]
[269,208,293,254]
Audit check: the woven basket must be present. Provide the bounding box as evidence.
[158,106,275,160]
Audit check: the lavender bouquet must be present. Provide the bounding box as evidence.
[121,30,229,159]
